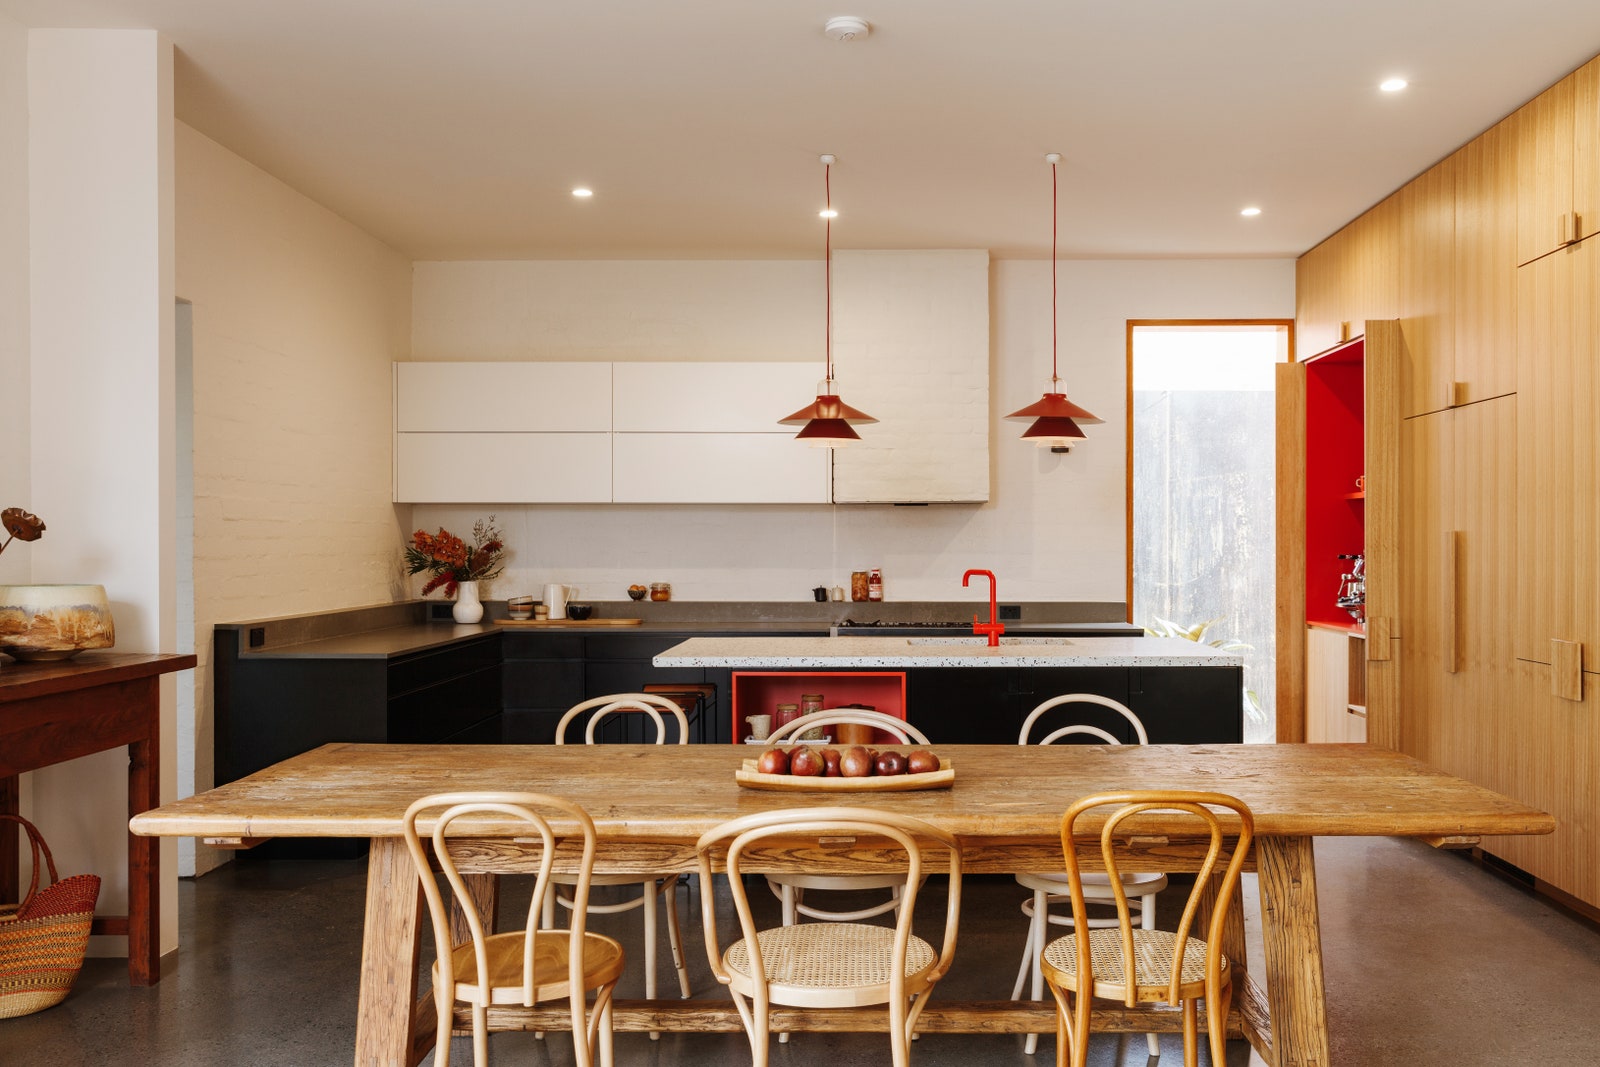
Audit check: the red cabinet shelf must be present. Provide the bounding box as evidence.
[730,671,907,744]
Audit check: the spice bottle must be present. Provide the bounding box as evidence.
[775,702,801,733]
[799,693,826,740]
[868,568,883,601]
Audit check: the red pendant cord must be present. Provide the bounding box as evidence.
[825,161,833,385]
[1051,157,1059,391]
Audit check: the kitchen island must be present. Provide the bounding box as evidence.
[655,636,1244,745]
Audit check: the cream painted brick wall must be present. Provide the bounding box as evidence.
[177,123,412,872]
[411,257,1295,605]
[830,250,989,503]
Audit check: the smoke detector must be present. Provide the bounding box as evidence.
[824,16,871,42]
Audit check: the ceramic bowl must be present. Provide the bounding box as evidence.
[565,603,594,621]
[0,583,116,660]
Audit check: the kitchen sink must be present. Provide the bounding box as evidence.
[903,636,1075,646]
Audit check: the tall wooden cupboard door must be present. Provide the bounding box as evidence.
[1515,55,1600,266]
[1398,158,1457,417]
[1516,235,1600,686]
[1399,398,1518,810]
[1454,119,1519,405]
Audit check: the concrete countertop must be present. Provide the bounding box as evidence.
[653,635,1240,669]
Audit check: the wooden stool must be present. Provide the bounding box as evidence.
[642,683,717,743]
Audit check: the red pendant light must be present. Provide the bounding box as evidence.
[780,154,877,447]
[1006,152,1102,447]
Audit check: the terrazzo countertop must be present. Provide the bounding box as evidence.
[653,635,1241,669]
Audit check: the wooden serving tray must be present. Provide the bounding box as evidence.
[735,756,954,792]
[495,618,644,627]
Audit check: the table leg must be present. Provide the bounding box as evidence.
[1257,835,1331,1067]
[0,773,17,905]
[127,733,160,985]
[355,837,426,1067]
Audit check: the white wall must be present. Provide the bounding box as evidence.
[175,122,413,872]
[410,257,1295,604]
[26,28,177,956]
[0,11,28,575]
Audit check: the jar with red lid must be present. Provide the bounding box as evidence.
[775,702,801,734]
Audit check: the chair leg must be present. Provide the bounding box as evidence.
[889,992,911,1067]
[1022,887,1048,1055]
[1206,978,1233,1067]
[777,882,796,1044]
[1071,986,1092,1067]
[663,876,692,998]
[642,878,661,1040]
[598,988,617,1067]
[471,1002,489,1067]
[1181,997,1198,1067]
[1140,891,1161,1059]
[433,987,454,1067]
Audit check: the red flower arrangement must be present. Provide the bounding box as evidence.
[405,517,506,597]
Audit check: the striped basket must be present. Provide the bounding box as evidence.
[0,814,100,1019]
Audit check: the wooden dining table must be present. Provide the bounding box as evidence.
[130,741,1553,1067]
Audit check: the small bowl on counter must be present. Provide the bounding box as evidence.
[506,595,535,620]
[565,603,594,621]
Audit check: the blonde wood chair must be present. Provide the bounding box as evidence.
[549,695,693,1035]
[401,792,625,1067]
[765,709,933,925]
[1039,791,1255,1067]
[694,807,963,1067]
[1012,694,1168,1056]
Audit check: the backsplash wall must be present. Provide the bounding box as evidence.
[409,256,1295,604]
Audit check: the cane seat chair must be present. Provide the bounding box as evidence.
[1012,694,1168,1056]
[694,807,963,1067]
[550,695,693,1028]
[401,792,625,1067]
[1039,791,1255,1067]
[764,710,934,925]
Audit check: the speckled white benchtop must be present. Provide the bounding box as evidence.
[652,635,1241,669]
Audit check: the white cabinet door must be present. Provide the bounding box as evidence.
[613,362,825,432]
[612,433,830,503]
[395,432,611,503]
[395,362,611,431]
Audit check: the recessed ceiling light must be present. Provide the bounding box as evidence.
[819,209,838,218]
[1380,77,1408,92]
[571,188,593,198]
[1241,206,1262,217]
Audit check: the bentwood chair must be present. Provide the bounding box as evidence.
[1039,791,1255,1067]
[694,807,963,1067]
[401,792,625,1067]
[764,709,934,927]
[550,695,693,1032]
[1012,694,1168,1056]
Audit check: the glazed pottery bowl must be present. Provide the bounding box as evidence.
[0,584,116,660]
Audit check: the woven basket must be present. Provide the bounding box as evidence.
[0,814,100,1019]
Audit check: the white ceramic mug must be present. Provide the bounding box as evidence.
[746,713,773,741]
[544,583,568,620]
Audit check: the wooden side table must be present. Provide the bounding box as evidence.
[0,651,196,986]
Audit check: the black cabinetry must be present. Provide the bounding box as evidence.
[907,664,1240,745]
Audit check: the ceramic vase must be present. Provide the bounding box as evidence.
[452,580,483,624]
[0,583,116,660]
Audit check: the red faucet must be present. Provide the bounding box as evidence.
[963,569,1005,647]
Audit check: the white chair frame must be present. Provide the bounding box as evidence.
[549,695,693,1038]
[1012,694,1167,1057]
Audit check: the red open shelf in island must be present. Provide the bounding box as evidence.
[1304,336,1365,629]
[731,671,907,744]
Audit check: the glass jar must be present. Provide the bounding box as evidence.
[775,702,801,734]
[868,567,883,601]
[798,693,825,740]
[650,582,672,602]
[850,571,869,602]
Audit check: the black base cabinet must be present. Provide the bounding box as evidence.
[907,665,1241,746]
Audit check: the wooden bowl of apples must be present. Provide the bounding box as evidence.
[734,744,953,791]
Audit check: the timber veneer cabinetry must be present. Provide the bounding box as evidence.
[1299,49,1600,910]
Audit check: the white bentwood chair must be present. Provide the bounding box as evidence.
[549,694,692,1036]
[1012,694,1168,1057]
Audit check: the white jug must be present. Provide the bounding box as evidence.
[543,583,569,620]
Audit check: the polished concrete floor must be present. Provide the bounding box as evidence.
[3,837,1598,1066]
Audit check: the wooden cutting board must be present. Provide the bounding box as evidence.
[494,618,644,627]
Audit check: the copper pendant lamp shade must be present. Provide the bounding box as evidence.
[1007,152,1099,445]
[783,155,875,444]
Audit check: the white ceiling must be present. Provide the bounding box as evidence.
[6,0,1600,261]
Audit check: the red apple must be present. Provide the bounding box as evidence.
[839,746,873,777]
[756,747,790,775]
[789,746,824,776]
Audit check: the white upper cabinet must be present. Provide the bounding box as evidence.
[395,362,611,431]
[828,250,990,503]
[613,362,823,432]
[612,433,830,503]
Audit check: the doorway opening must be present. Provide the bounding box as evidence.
[1127,321,1292,743]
